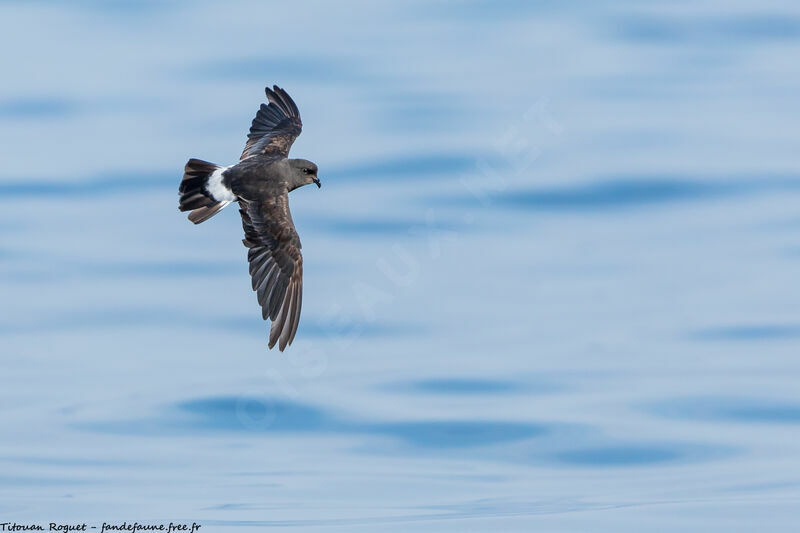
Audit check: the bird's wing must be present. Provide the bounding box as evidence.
[240,85,302,160]
[239,196,303,351]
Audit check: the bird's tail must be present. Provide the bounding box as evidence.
[179,158,235,224]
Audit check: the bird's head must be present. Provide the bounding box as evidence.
[288,159,321,191]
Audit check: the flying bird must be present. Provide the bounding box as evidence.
[178,85,320,351]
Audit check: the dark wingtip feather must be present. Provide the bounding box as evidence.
[263,84,299,120]
[268,289,289,350]
[275,87,300,117]
[278,286,295,351]
[288,283,302,347]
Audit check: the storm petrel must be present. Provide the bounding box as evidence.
[178,85,320,351]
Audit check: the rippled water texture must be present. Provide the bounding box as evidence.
[2,1,800,531]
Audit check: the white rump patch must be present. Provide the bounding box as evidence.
[206,166,236,202]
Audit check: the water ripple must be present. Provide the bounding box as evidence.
[388,378,526,395]
[450,175,800,212]
[78,395,730,467]
[690,324,800,342]
[650,397,800,424]
[614,14,800,44]
[79,395,549,451]
[0,97,78,119]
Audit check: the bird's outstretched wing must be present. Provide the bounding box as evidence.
[239,196,303,351]
[241,85,302,160]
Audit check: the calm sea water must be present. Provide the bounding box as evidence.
[2,1,800,531]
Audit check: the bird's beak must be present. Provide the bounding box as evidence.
[313,177,321,188]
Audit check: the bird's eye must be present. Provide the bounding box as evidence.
[302,168,309,174]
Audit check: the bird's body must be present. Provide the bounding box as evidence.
[178,86,320,351]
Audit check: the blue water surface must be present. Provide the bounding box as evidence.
[1,1,800,531]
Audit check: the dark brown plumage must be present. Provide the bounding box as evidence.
[178,85,320,351]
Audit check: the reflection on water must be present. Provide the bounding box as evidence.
[2,0,800,530]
